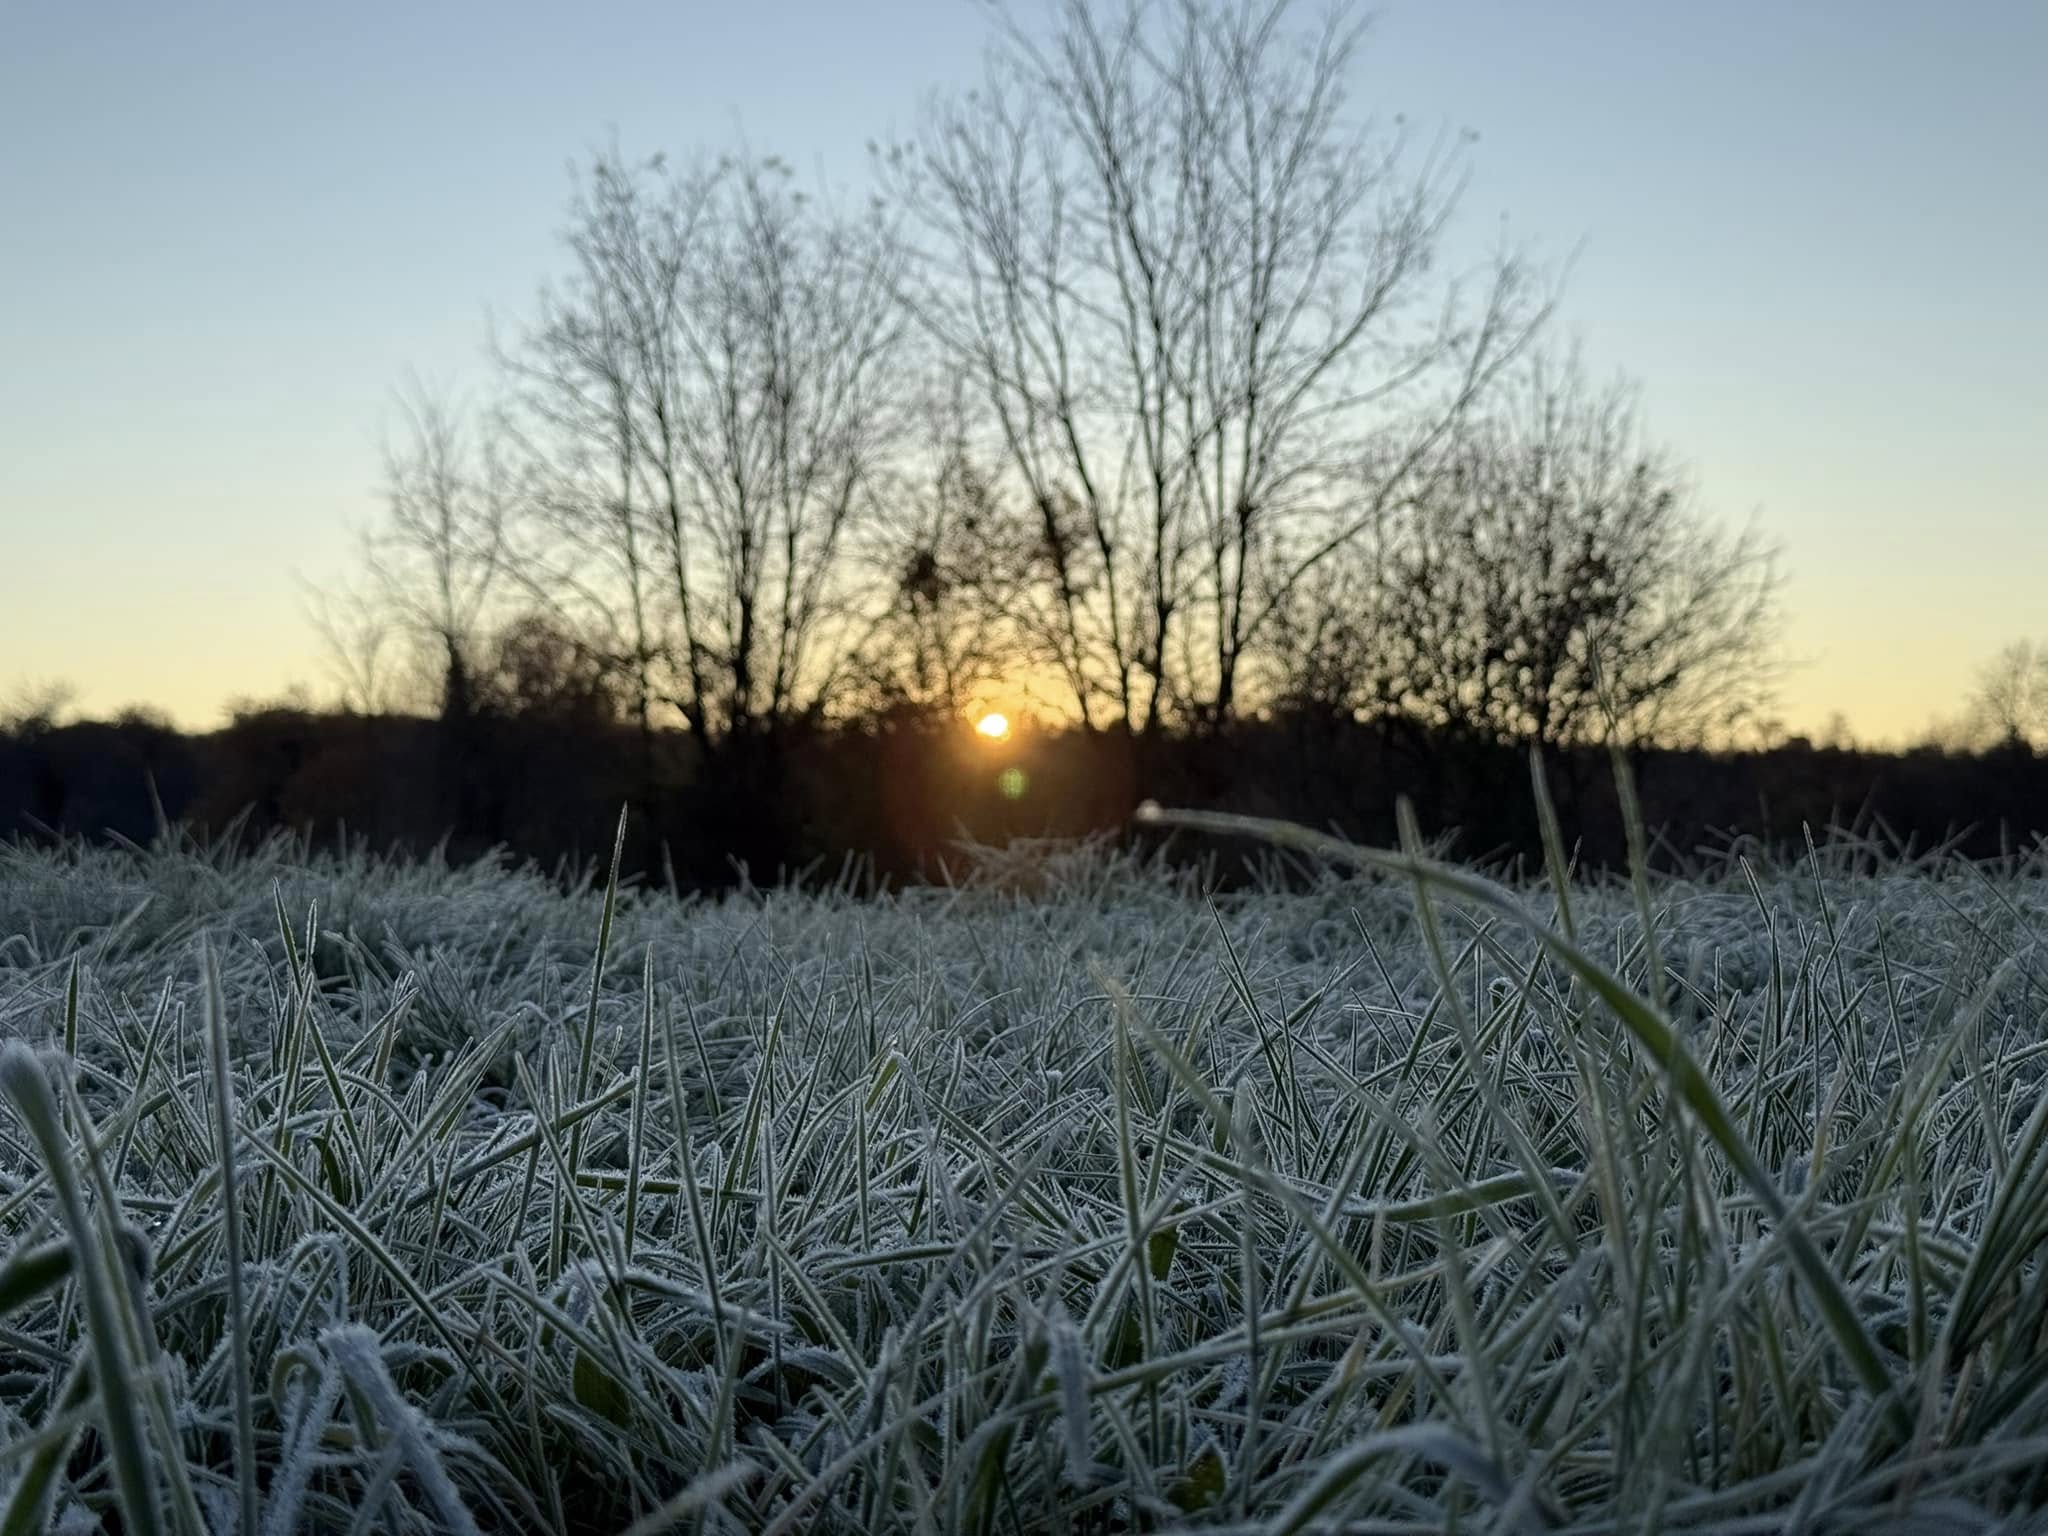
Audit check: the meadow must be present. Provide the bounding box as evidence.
[2,791,2047,1533]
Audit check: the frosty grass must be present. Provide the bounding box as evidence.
[3,801,2048,1533]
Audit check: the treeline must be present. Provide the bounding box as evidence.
[17,1,2039,881]
[313,0,1783,792]
[5,705,2044,889]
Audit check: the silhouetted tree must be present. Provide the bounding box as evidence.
[504,148,909,751]
[330,384,521,840]
[1969,639,2048,750]
[886,0,1543,733]
[1279,353,1780,755]
[2,679,76,739]
[478,610,629,727]
[494,151,701,761]
[305,580,402,715]
[848,396,1033,720]
[359,384,515,723]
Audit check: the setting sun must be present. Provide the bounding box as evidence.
[974,712,1011,741]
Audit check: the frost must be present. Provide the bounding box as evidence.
[1,827,2045,1529]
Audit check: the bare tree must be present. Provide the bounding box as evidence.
[886,0,1542,733]
[1281,353,1781,751]
[685,158,908,733]
[505,148,908,750]
[359,383,515,724]
[846,394,1036,720]
[1969,639,2048,750]
[304,579,400,715]
[499,150,713,755]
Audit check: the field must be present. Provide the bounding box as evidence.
[3,804,2048,1534]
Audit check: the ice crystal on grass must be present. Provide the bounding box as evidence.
[1,818,2047,1531]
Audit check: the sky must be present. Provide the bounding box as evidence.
[2,0,2042,743]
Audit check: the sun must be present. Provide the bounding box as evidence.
[974,711,1012,742]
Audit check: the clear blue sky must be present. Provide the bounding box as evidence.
[3,0,2042,740]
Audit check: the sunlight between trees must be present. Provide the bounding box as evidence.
[322,0,1785,770]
